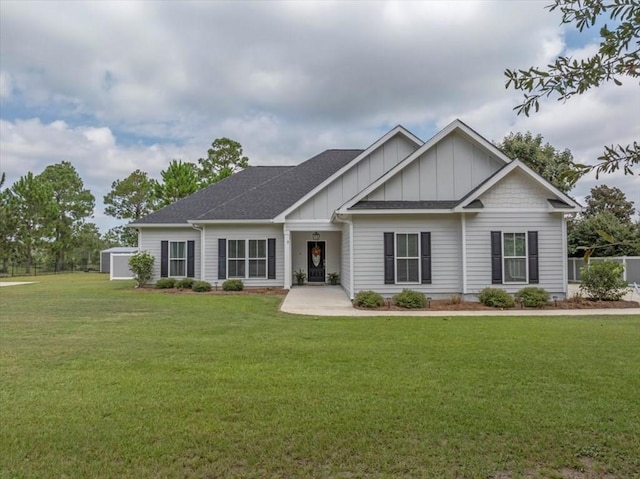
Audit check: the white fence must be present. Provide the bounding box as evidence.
[110,253,136,280]
[568,256,640,284]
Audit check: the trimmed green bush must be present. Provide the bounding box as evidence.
[176,277,195,289]
[393,289,426,308]
[515,287,550,307]
[354,290,385,308]
[478,287,515,308]
[128,250,154,287]
[191,281,212,292]
[155,278,177,289]
[222,279,244,291]
[579,261,628,301]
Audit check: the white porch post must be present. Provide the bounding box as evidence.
[284,228,292,289]
[461,213,467,294]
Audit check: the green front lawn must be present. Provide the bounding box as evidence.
[1,274,639,478]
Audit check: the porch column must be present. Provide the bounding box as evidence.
[284,229,292,289]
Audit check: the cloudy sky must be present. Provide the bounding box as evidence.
[1,0,638,232]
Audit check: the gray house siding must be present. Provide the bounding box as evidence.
[465,211,565,295]
[203,224,284,287]
[287,134,418,220]
[138,227,201,283]
[367,132,503,202]
[351,214,462,297]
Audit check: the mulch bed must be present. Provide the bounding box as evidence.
[358,298,639,312]
[142,286,288,296]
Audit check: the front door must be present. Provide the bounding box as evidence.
[307,241,325,283]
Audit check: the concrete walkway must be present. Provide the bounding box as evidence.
[280,285,640,317]
[0,281,37,287]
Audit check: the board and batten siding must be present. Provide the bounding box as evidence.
[465,211,565,295]
[138,227,201,283]
[367,132,503,202]
[287,134,417,220]
[352,215,462,296]
[203,224,284,287]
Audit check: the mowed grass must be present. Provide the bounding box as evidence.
[1,275,639,478]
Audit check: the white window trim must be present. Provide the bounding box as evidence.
[227,239,268,279]
[395,232,420,284]
[502,232,528,284]
[169,241,187,278]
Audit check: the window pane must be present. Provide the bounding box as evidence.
[514,233,526,256]
[237,240,245,258]
[170,241,185,259]
[504,258,526,282]
[257,240,266,258]
[170,259,185,277]
[397,234,407,257]
[397,259,408,282]
[407,259,419,282]
[229,240,237,258]
[229,259,246,278]
[503,234,514,257]
[407,234,418,256]
[249,259,266,278]
[249,240,257,258]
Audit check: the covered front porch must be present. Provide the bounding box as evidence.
[283,223,345,289]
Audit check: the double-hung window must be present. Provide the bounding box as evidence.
[228,240,246,278]
[169,241,186,277]
[396,233,419,283]
[228,239,267,279]
[503,232,527,283]
[248,240,267,278]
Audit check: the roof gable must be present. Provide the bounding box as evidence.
[338,119,511,212]
[455,158,582,211]
[275,126,423,221]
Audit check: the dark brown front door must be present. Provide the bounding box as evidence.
[307,241,325,283]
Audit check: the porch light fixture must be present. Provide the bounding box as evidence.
[312,231,320,241]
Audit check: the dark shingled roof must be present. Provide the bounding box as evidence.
[350,200,460,210]
[195,149,362,220]
[132,149,363,224]
[131,166,292,224]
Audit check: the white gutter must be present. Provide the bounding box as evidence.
[191,223,205,281]
[333,214,354,300]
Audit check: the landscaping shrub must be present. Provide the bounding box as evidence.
[128,251,154,287]
[393,289,426,308]
[176,277,195,289]
[478,287,515,308]
[579,261,628,301]
[514,287,550,307]
[449,294,462,305]
[191,281,212,292]
[354,290,384,308]
[222,279,244,291]
[155,278,177,289]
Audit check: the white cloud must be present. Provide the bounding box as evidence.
[0,0,638,230]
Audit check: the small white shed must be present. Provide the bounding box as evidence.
[100,247,138,279]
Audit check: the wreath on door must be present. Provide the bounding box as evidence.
[311,243,321,267]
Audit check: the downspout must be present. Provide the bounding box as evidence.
[333,214,354,300]
[191,223,205,281]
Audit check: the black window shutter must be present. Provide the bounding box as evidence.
[160,241,168,278]
[218,238,227,280]
[267,238,276,279]
[528,231,539,284]
[490,231,502,284]
[421,232,432,284]
[384,232,395,284]
[187,240,195,278]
